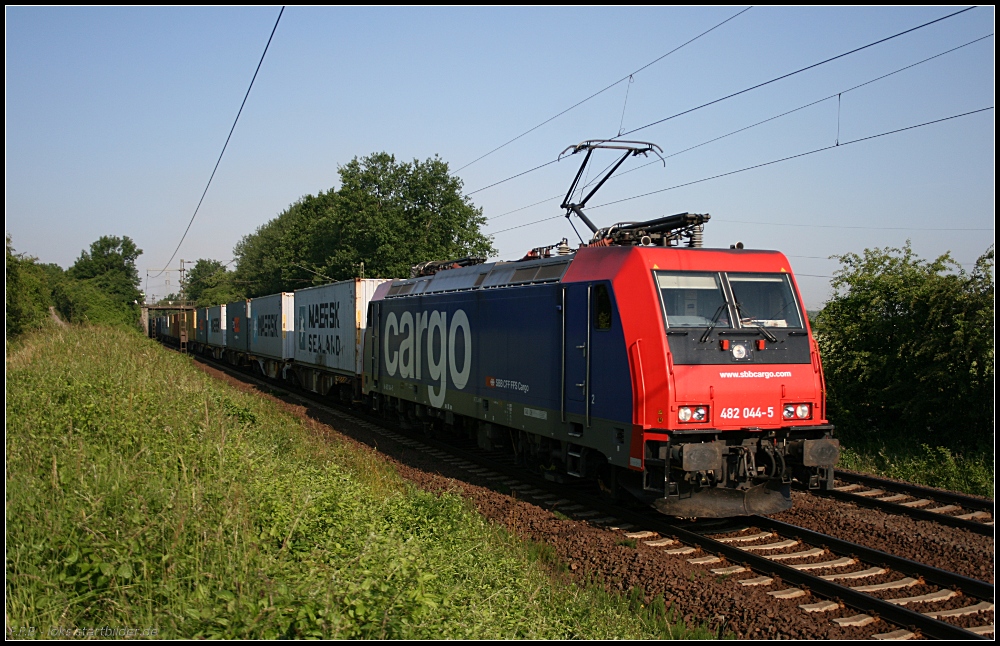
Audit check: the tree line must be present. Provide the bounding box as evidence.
[6,152,494,335]
[6,234,144,334]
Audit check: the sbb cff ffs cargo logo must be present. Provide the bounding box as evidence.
[383,309,472,408]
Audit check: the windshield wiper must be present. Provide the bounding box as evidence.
[699,304,728,343]
[734,302,778,343]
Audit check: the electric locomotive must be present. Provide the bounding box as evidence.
[361,141,839,517]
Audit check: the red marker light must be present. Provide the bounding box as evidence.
[756,339,766,350]
[720,339,730,350]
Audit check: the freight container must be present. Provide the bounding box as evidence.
[226,299,251,356]
[196,307,209,345]
[249,292,295,361]
[292,278,389,395]
[207,304,227,348]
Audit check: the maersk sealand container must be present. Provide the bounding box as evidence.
[292,278,390,395]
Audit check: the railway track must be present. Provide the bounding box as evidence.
[812,472,995,536]
[399,439,996,640]
[190,353,994,639]
[355,424,996,639]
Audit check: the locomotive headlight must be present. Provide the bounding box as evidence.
[732,344,747,359]
[678,406,707,423]
[783,403,812,420]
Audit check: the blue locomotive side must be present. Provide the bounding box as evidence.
[366,276,635,468]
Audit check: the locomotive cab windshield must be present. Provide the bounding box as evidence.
[657,271,804,331]
[728,273,804,329]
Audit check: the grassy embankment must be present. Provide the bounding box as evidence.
[6,326,713,639]
[836,441,993,499]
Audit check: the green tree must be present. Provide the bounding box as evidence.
[233,153,495,297]
[324,153,495,280]
[232,192,333,298]
[69,235,143,302]
[815,243,994,452]
[5,235,61,337]
[53,278,137,327]
[58,235,144,326]
[184,259,241,307]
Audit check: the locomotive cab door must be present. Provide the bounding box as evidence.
[563,284,590,429]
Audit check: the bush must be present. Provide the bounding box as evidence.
[5,235,58,336]
[815,243,994,453]
[52,277,139,327]
[838,443,993,498]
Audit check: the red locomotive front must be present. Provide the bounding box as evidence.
[570,243,839,516]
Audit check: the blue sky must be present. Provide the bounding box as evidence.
[6,6,994,307]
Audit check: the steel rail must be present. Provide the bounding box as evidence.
[835,470,995,512]
[750,515,993,599]
[819,488,993,536]
[647,517,989,641]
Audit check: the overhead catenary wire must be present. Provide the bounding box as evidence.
[614,32,995,175]
[151,6,285,279]
[485,31,994,222]
[710,218,995,231]
[488,106,994,236]
[455,6,753,173]
[469,6,977,198]
[589,106,995,211]
[617,5,977,138]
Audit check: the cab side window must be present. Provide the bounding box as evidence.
[593,284,612,330]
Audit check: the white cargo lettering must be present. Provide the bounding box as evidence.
[384,312,399,376]
[448,309,472,390]
[414,311,428,379]
[384,308,472,398]
[427,311,447,407]
[398,311,414,378]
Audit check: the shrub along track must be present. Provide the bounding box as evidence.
[190,356,993,639]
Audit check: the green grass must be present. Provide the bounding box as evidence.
[838,440,994,499]
[6,326,716,639]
